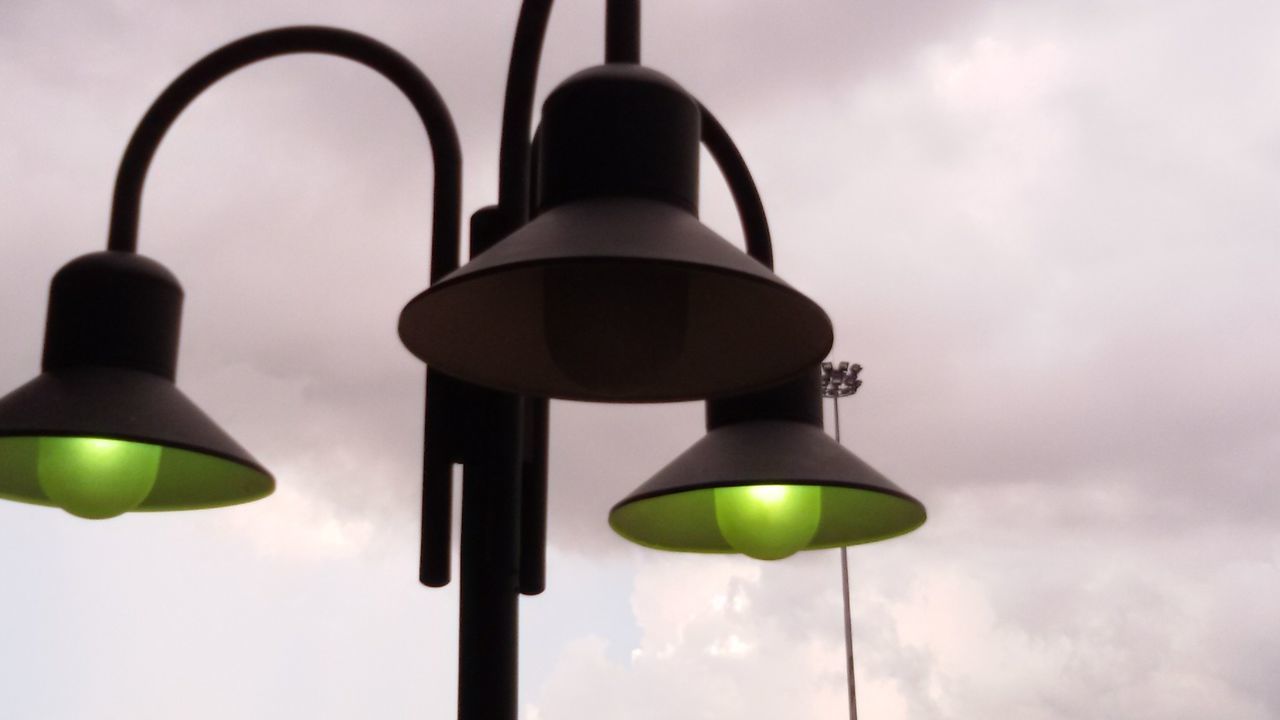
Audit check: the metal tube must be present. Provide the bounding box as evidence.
[497,0,554,225]
[449,205,529,720]
[840,545,858,720]
[519,397,549,595]
[833,395,858,720]
[606,0,641,63]
[420,368,460,587]
[699,104,774,268]
[458,386,523,720]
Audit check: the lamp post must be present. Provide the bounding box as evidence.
[0,3,925,719]
[823,361,865,720]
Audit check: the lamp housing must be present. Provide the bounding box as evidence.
[609,368,926,558]
[0,252,272,517]
[399,64,833,402]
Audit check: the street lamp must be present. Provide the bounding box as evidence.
[0,2,925,718]
[609,367,924,561]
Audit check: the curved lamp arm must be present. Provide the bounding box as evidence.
[497,0,554,226]
[105,26,463,284]
[699,103,774,269]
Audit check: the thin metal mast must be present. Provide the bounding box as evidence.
[821,361,863,720]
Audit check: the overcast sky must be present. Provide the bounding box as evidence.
[1,1,1278,718]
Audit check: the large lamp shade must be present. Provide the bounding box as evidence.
[610,368,925,559]
[399,64,833,402]
[0,252,272,518]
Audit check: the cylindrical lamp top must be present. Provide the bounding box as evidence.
[538,65,700,212]
[42,251,183,380]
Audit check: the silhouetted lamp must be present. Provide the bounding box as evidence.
[399,65,833,402]
[0,252,272,518]
[610,367,925,559]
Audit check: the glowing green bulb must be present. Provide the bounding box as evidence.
[37,437,161,519]
[714,484,821,560]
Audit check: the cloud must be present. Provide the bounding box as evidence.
[533,500,1280,720]
[2,0,1279,718]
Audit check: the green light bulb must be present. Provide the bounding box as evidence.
[714,484,821,560]
[37,437,161,519]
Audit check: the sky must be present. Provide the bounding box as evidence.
[1,1,1278,718]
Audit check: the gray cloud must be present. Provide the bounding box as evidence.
[1,0,1278,718]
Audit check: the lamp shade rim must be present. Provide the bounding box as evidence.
[417,198,795,290]
[0,430,271,480]
[0,366,274,512]
[614,421,920,501]
[398,198,834,402]
[608,504,927,554]
[608,476,925,514]
[401,257,833,403]
[608,419,926,554]
[422,254,808,297]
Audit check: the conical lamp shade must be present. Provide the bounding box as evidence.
[0,250,272,518]
[399,64,832,402]
[609,421,925,556]
[0,366,273,516]
[399,197,833,402]
[609,369,924,559]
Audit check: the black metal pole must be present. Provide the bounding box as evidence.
[834,396,858,720]
[822,363,863,720]
[452,207,526,720]
[519,396,549,596]
[840,544,858,720]
[606,0,641,63]
[421,367,462,587]
[457,387,523,720]
[497,0,554,227]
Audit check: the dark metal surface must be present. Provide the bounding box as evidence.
[497,0,553,226]
[457,386,523,720]
[445,4,554,716]
[420,205,549,598]
[606,0,641,63]
[699,104,773,269]
[539,65,700,211]
[421,206,517,589]
[840,544,859,720]
[419,367,462,587]
[519,396,549,596]
[403,59,834,402]
[0,250,273,510]
[829,376,860,720]
[42,252,183,381]
[707,368,823,429]
[450,208,531,720]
